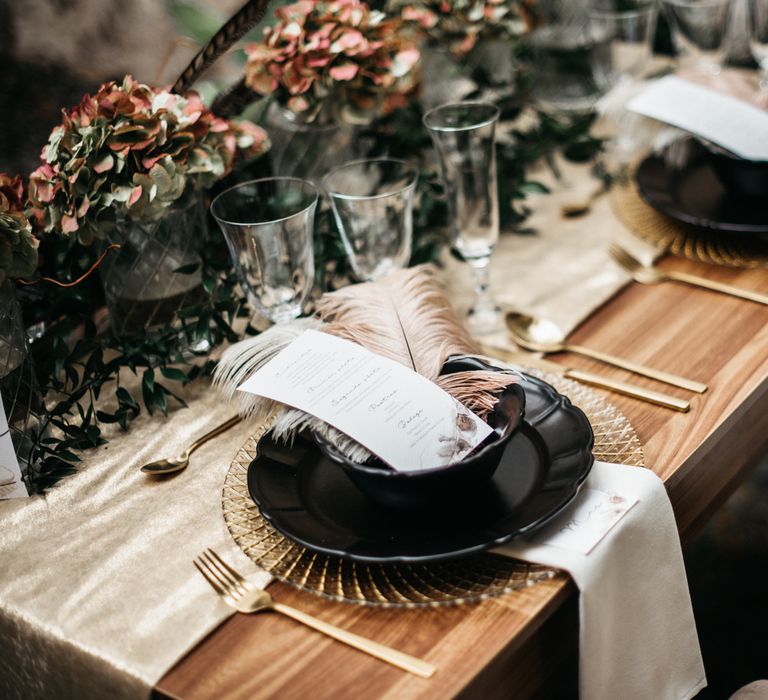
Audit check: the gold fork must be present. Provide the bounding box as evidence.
[194,549,437,678]
[608,244,768,305]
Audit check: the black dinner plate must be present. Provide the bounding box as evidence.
[246,371,595,564]
[636,154,768,236]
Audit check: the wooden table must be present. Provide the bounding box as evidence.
[156,255,768,700]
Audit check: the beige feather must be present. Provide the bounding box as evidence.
[316,265,478,381]
[436,371,518,418]
[213,317,325,422]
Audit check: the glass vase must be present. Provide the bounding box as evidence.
[527,0,605,112]
[264,102,360,181]
[418,44,477,110]
[100,190,206,338]
[419,40,518,111]
[0,278,40,487]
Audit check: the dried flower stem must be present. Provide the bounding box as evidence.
[17,244,121,288]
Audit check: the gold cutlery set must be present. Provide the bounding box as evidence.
[481,243,766,413]
[194,548,437,678]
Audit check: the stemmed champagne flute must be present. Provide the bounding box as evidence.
[424,102,501,334]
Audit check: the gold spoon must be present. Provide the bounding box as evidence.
[141,415,242,475]
[505,312,708,394]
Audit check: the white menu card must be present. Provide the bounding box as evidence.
[0,398,28,499]
[628,76,768,161]
[238,330,493,471]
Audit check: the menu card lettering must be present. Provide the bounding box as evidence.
[238,330,493,471]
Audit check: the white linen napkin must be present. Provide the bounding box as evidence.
[496,462,707,700]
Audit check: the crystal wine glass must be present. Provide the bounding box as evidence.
[322,158,418,281]
[423,102,501,334]
[663,0,733,75]
[588,0,659,92]
[211,177,319,324]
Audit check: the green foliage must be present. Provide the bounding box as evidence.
[23,209,248,488]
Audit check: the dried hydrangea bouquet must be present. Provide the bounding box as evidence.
[29,76,270,336]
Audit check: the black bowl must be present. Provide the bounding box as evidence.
[312,356,525,509]
[705,142,768,200]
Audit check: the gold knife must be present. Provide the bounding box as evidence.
[478,344,690,413]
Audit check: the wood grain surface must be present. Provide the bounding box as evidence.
[156,254,768,700]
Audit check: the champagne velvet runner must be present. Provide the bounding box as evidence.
[0,161,655,698]
[0,384,271,699]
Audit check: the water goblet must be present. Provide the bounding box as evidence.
[322,158,418,281]
[663,0,733,74]
[588,0,659,92]
[211,177,319,324]
[749,0,768,91]
[527,0,606,112]
[423,101,501,335]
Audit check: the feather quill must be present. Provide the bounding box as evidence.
[436,371,519,418]
[173,0,271,95]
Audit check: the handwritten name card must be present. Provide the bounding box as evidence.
[530,488,639,554]
[238,330,493,471]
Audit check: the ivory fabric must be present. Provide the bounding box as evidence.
[497,462,707,700]
[0,382,271,699]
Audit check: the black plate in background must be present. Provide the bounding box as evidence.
[636,154,768,236]
[247,373,594,564]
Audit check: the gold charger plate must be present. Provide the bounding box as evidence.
[612,178,768,269]
[222,369,644,606]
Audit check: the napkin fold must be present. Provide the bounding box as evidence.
[496,461,706,700]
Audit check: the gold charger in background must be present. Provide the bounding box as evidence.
[222,370,644,607]
[612,179,768,269]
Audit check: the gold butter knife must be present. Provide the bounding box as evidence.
[479,344,690,413]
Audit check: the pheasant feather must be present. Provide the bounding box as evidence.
[210,77,254,119]
[173,0,271,95]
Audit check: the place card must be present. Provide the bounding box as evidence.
[0,397,28,499]
[627,75,768,161]
[528,488,638,554]
[238,330,493,471]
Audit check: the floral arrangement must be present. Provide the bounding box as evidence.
[28,75,270,245]
[244,0,420,123]
[0,174,38,284]
[395,0,534,56]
